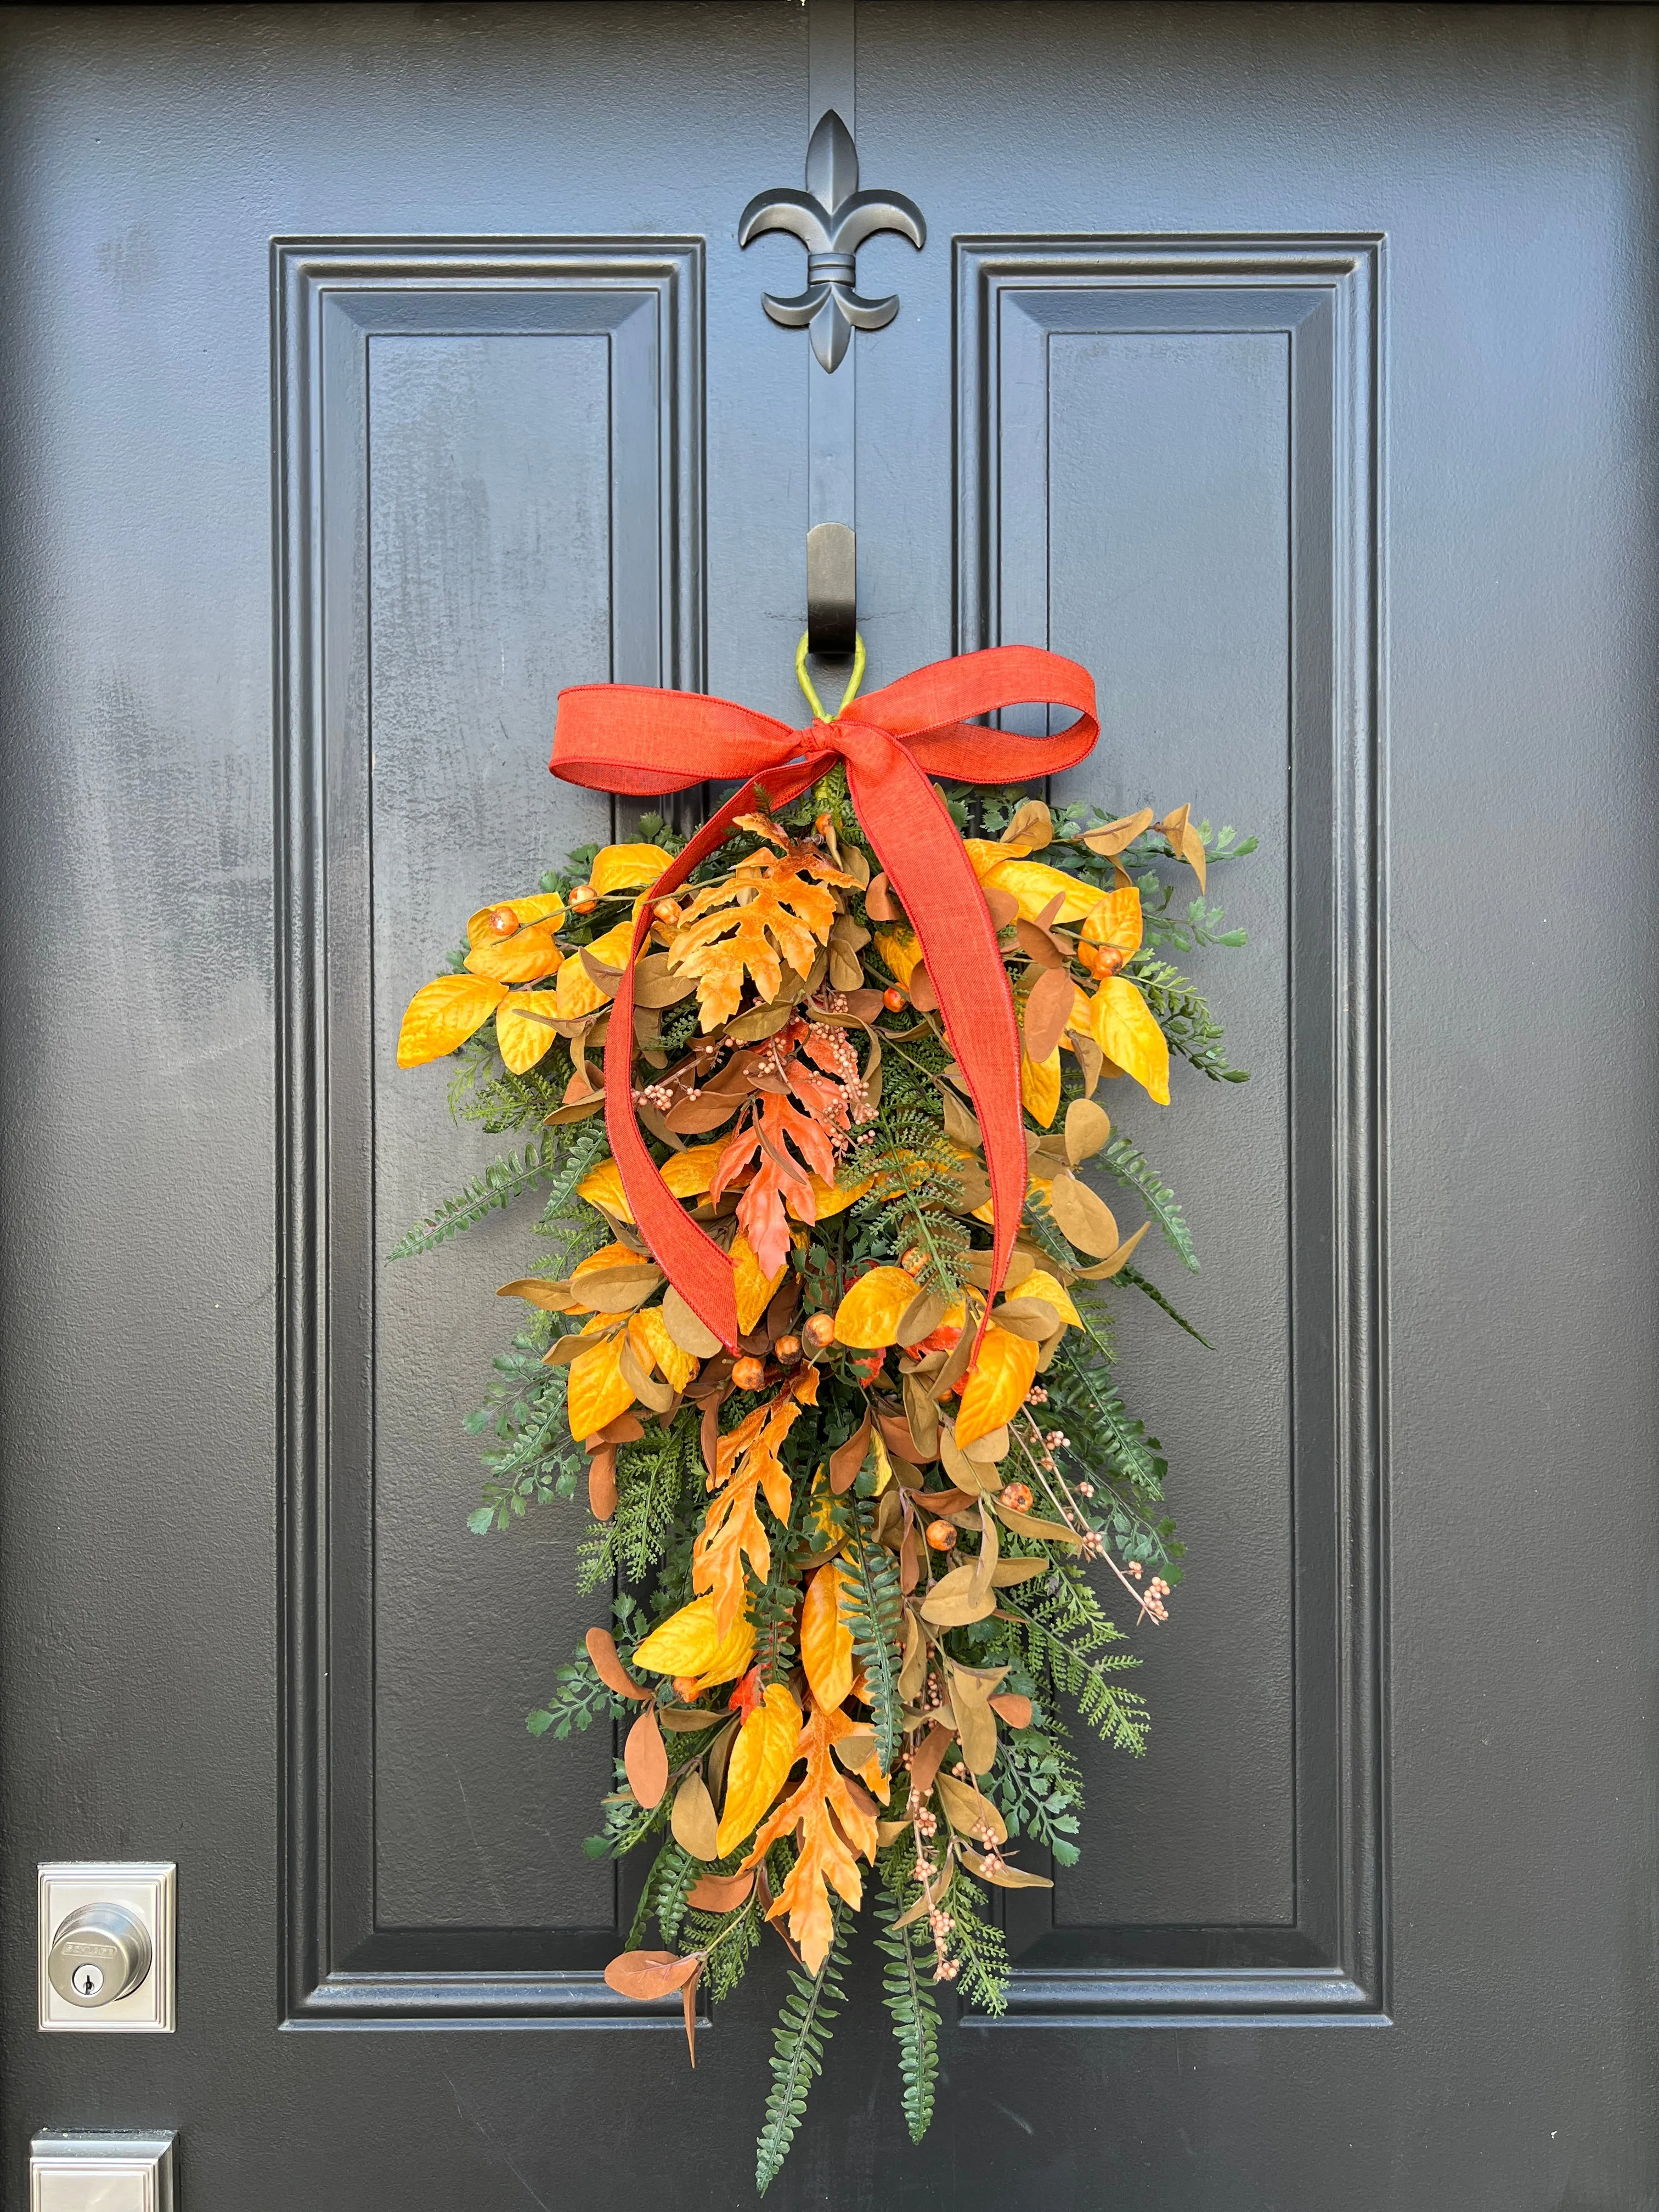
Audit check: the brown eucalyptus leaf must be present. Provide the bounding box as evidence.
[829,1412,871,1494]
[842,844,871,889]
[497,1277,577,1312]
[827,944,865,992]
[935,1771,1008,1843]
[909,963,939,1014]
[572,1265,663,1313]
[1014,919,1070,970]
[664,1090,742,1134]
[898,1607,927,1702]
[967,1502,1000,1599]
[1003,798,1053,849]
[864,871,898,922]
[617,1334,675,1414]
[989,1559,1050,1588]
[950,1689,997,1775]
[542,1329,600,1368]
[901,1372,941,1462]
[876,1817,913,1848]
[1064,1097,1112,1166]
[1072,1032,1105,1097]
[895,1288,946,1348]
[990,1297,1063,1342]
[1159,801,1207,891]
[686,1867,756,1912]
[659,1704,725,1732]
[706,1714,740,1803]
[940,1426,998,1493]
[929,1319,980,1403]
[603,1949,702,2001]
[585,1626,653,1702]
[682,1968,701,2068]
[961,1847,1052,1889]
[670,1771,720,1861]
[588,1443,618,1521]
[591,1410,646,1446]
[995,1499,1084,1548]
[1080,806,1154,857]
[989,1691,1034,1728]
[832,1733,879,1773]
[951,1159,992,1216]
[1071,1222,1151,1278]
[908,1722,954,1803]
[544,1095,607,1125]
[579,947,625,990]
[941,1089,983,1149]
[624,1706,670,1809]
[630,952,697,1008]
[1045,1172,1121,1258]
[963,1425,1009,1465]
[724,1000,795,1044]
[662,1285,723,1357]
[919,1565,997,1627]
[983,884,1021,930]
[830,913,871,952]
[890,1890,936,1931]
[1020,964,1077,1064]
[962,1249,1035,1292]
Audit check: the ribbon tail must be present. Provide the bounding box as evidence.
[838,737,1025,1356]
[602,759,830,1354]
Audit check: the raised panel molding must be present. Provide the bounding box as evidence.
[275,240,702,2024]
[956,239,1388,2024]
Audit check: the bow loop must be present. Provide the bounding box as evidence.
[550,647,1098,1353]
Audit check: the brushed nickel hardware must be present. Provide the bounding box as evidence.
[38,1863,176,2034]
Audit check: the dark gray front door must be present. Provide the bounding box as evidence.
[3,5,1655,2205]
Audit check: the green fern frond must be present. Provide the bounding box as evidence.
[842,1505,904,1772]
[386,1144,549,1260]
[874,1881,940,2142]
[1097,1133,1199,1271]
[1116,1263,1212,1345]
[755,1908,847,2195]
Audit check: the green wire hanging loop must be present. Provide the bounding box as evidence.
[795,630,866,723]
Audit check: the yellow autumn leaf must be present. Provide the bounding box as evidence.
[661,1144,727,1200]
[961,837,1034,877]
[629,1306,699,1394]
[552,919,637,1019]
[833,1266,922,1350]
[1020,1048,1062,1128]
[800,1563,854,1713]
[980,857,1110,926]
[466,891,566,949]
[397,973,506,1068]
[591,843,674,895]
[1087,976,1170,1104]
[731,1232,787,1336]
[633,1593,755,1688]
[566,1328,635,1441]
[464,926,565,983]
[715,1683,803,1857]
[495,990,563,1074]
[1079,885,1143,964]
[786,1171,872,1223]
[955,1324,1040,1447]
[577,1158,634,1225]
[1013,1269,1082,1330]
[872,927,921,989]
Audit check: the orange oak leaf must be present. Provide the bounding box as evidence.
[668,848,849,1031]
[692,1393,802,1635]
[739,1699,879,1973]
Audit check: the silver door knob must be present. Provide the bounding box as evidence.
[46,1902,153,2008]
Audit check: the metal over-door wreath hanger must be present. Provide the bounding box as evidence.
[741,108,925,656]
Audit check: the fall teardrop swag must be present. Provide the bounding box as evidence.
[393,647,1255,2192]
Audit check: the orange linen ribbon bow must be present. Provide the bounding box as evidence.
[550,645,1100,1355]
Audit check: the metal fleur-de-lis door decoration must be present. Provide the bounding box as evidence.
[740,109,926,370]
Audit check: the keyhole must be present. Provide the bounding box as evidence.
[71,1962,104,1999]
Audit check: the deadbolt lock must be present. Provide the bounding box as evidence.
[47,1902,153,2007]
[38,1864,175,2033]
